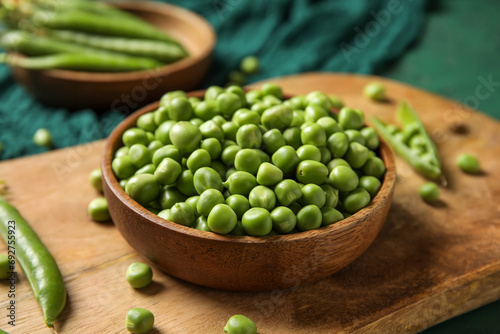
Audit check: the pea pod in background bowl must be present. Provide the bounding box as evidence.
[101,89,397,292]
[1,1,215,110]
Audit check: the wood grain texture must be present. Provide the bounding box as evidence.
[1,73,500,333]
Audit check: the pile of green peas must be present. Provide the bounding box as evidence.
[112,83,386,236]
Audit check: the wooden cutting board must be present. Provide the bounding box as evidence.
[1,73,500,334]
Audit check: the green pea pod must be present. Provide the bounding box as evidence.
[1,52,163,72]
[35,0,139,20]
[32,9,185,49]
[0,195,66,328]
[49,30,188,63]
[371,115,442,181]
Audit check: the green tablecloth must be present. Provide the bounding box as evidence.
[1,0,500,332]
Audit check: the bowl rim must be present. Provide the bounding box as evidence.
[18,1,216,83]
[102,90,396,244]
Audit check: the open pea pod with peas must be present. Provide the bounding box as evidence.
[371,101,445,183]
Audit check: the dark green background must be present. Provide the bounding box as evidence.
[388,0,500,333]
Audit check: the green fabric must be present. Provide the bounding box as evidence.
[0,0,426,159]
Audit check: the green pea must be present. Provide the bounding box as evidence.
[198,138,221,160]
[227,70,246,86]
[272,146,300,174]
[126,308,154,334]
[193,167,223,194]
[123,128,148,147]
[283,127,302,149]
[207,204,237,234]
[296,160,328,185]
[211,160,227,179]
[326,158,349,173]
[134,164,156,175]
[419,182,440,202]
[270,206,296,234]
[343,187,371,213]
[360,127,379,150]
[128,144,150,168]
[154,157,182,185]
[256,162,283,186]
[344,130,366,146]
[115,146,129,158]
[88,198,111,222]
[321,207,344,226]
[223,171,257,196]
[234,149,261,175]
[251,102,267,115]
[160,90,187,107]
[274,179,302,206]
[233,109,260,126]
[226,85,247,105]
[261,105,293,130]
[304,105,328,123]
[119,179,128,190]
[193,215,212,232]
[329,94,344,109]
[222,121,239,141]
[126,262,153,289]
[170,202,195,227]
[296,145,321,162]
[329,166,359,192]
[318,147,331,166]
[159,186,187,209]
[301,123,327,146]
[306,91,333,110]
[249,185,276,211]
[205,85,224,101]
[176,169,197,196]
[153,106,169,125]
[409,135,427,150]
[226,167,237,179]
[153,121,175,145]
[362,156,386,179]
[137,112,157,132]
[363,82,386,101]
[456,153,481,174]
[236,124,262,149]
[296,205,322,231]
[158,208,172,221]
[359,176,381,199]
[338,107,364,130]
[290,110,305,127]
[189,96,201,109]
[317,117,342,137]
[167,96,193,121]
[217,92,242,118]
[241,207,273,236]
[261,83,283,99]
[345,142,370,169]
[189,118,203,127]
[401,123,420,143]
[197,189,225,217]
[301,184,326,208]
[152,145,181,166]
[169,121,202,153]
[321,184,339,208]
[221,145,242,166]
[199,120,224,142]
[226,194,250,220]
[229,221,245,236]
[246,90,263,105]
[194,100,220,121]
[147,140,163,155]
[112,156,136,179]
[89,168,103,193]
[262,129,286,155]
[186,149,211,173]
[326,132,349,159]
[240,55,260,75]
[125,174,161,205]
[145,132,155,143]
[185,195,200,216]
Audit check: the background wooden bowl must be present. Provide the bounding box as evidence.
[9,2,215,111]
[102,91,396,291]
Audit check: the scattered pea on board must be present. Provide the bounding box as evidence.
[126,262,153,289]
[126,308,155,334]
[419,182,440,203]
[88,197,111,222]
[224,315,257,334]
[33,128,53,149]
[363,82,386,101]
[112,85,387,236]
[456,153,481,174]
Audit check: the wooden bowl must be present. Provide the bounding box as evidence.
[101,91,397,291]
[9,2,215,111]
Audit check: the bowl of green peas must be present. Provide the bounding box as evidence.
[101,84,396,291]
[1,1,215,110]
